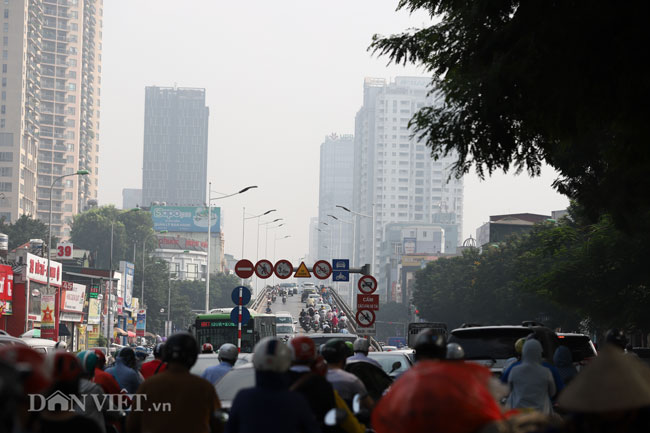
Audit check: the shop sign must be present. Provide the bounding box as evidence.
[0,300,11,315]
[87,298,101,325]
[117,297,124,315]
[61,282,85,313]
[40,294,56,340]
[136,309,146,337]
[87,324,100,347]
[59,312,83,322]
[26,253,62,286]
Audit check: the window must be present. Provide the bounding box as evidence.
[65,192,73,200]
[0,182,11,192]
[1,77,5,87]
[67,83,76,91]
[0,105,4,114]
[67,95,76,102]
[2,51,6,60]
[2,23,7,33]
[1,64,5,73]
[64,204,72,212]
[2,36,6,45]
[0,167,10,176]
[0,119,4,128]
[3,9,7,18]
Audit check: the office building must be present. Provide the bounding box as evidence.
[476,213,550,248]
[1,0,103,238]
[353,77,464,301]
[142,86,209,207]
[122,188,141,210]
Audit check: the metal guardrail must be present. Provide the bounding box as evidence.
[250,286,271,312]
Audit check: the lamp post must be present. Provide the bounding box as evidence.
[265,222,285,258]
[238,210,276,296]
[205,184,257,313]
[45,170,89,296]
[336,204,376,275]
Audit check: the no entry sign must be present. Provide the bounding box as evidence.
[235,260,254,279]
[357,294,379,310]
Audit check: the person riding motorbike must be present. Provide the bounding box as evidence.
[140,343,167,379]
[126,332,222,433]
[202,343,238,385]
[345,339,393,403]
[413,328,447,362]
[322,339,374,410]
[282,295,287,304]
[106,347,143,394]
[202,343,214,354]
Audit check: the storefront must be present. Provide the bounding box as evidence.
[0,264,14,332]
[59,281,86,351]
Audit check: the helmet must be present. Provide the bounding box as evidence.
[134,346,148,360]
[289,336,316,363]
[446,343,465,360]
[118,347,136,365]
[54,341,67,351]
[153,343,165,359]
[49,351,83,384]
[163,332,199,369]
[414,329,447,362]
[202,343,214,354]
[605,328,627,350]
[93,349,107,368]
[514,338,526,355]
[217,343,238,363]
[77,350,99,376]
[321,339,352,364]
[0,345,51,394]
[253,337,291,373]
[353,338,370,354]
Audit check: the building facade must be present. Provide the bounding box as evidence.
[141,86,209,208]
[122,188,141,210]
[2,0,102,238]
[353,77,464,301]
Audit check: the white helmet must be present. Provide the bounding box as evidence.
[218,343,239,363]
[253,337,291,373]
[54,341,67,351]
[446,342,465,360]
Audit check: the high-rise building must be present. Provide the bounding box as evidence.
[121,188,142,210]
[1,0,103,238]
[353,77,464,301]
[141,86,209,207]
[318,134,354,263]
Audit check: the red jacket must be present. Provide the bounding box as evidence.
[140,359,167,379]
[93,368,122,394]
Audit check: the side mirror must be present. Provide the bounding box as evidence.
[324,408,348,426]
[389,361,402,374]
[214,409,229,424]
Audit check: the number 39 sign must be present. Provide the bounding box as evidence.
[56,242,74,258]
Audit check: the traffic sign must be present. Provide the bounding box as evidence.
[332,259,349,282]
[313,260,333,280]
[230,306,251,326]
[274,260,293,279]
[254,260,273,279]
[294,262,311,278]
[355,309,376,327]
[358,275,377,294]
[357,323,376,336]
[357,294,379,310]
[231,286,251,305]
[235,260,255,279]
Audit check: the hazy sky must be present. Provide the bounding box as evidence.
[100,1,568,264]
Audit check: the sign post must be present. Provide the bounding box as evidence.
[356,275,378,337]
[231,286,251,352]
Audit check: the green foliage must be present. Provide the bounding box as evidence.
[371,1,650,230]
[0,215,51,250]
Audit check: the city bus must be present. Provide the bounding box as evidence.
[192,308,277,353]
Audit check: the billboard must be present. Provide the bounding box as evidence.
[0,265,13,316]
[403,237,417,254]
[87,298,101,325]
[120,261,135,309]
[61,282,85,313]
[157,235,208,252]
[136,309,146,337]
[152,206,220,233]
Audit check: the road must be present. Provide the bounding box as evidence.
[256,290,305,331]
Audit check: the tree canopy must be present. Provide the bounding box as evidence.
[371,1,650,230]
[0,215,51,250]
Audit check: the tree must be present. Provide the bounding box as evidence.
[371,1,650,230]
[0,215,51,250]
[376,302,410,342]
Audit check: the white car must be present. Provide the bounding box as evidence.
[276,312,295,338]
[21,337,58,354]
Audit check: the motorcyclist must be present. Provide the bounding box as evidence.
[140,342,167,379]
[345,338,392,403]
[202,343,238,385]
[77,350,109,433]
[106,347,143,394]
[126,332,222,433]
[413,328,447,362]
[282,294,287,304]
[313,311,321,324]
[322,339,374,410]
[446,342,465,360]
[202,343,214,354]
[92,349,122,395]
[226,337,320,433]
[288,336,365,433]
[134,345,148,370]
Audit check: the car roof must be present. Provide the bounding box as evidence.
[276,311,292,316]
[21,337,57,346]
[0,335,28,345]
[557,333,589,337]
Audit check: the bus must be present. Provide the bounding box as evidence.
[407,322,447,348]
[192,308,277,353]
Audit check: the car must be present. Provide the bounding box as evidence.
[368,351,413,378]
[381,345,398,352]
[0,334,28,348]
[215,363,255,408]
[21,337,58,354]
[190,352,253,377]
[300,332,358,348]
[557,332,597,369]
[301,287,317,302]
[292,287,298,295]
[448,323,560,375]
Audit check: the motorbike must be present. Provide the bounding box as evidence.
[265,307,272,314]
[311,320,320,332]
[282,296,287,304]
[272,295,277,303]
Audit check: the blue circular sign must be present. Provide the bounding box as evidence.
[230,306,251,326]
[231,286,252,306]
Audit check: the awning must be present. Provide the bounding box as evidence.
[58,323,71,337]
[114,327,128,336]
[127,331,136,337]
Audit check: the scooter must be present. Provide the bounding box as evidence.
[311,320,320,332]
[282,296,287,304]
[265,307,272,314]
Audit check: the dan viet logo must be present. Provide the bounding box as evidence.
[28,391,172,413]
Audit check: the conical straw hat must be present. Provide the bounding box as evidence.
[558,347,650,412]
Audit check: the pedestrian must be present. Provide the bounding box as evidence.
[507,339,556,414]
[226,337,320,433]
[202,343,238,385]
[126,332,222,433]
[140,343,167,379]
[106,347,143,394]
[553,345,578,385]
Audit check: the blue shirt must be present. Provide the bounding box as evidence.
[500,360,564,396]
[201,362,232,385]
[105,358,143,394]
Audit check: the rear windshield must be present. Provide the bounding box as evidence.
[310,335,357,346]
[276,316,292,324]
[449,328,532,360]
[277,325,293,334]
[558,335,597,360]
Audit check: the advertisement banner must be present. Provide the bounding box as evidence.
[61,282,85,313]
[151,205,220,233]
[117,297,123,315]
[87,298,101,325]
[157,235,209,252]
[59,312,83,322]
[0,300,12,315]
[87,324,100,347]
[136,309,146,337]
[403,237,417,255]
[0,264,13,302]
[78,324,86,351]
[40,294,56,340]
[26,253,62,286]
[120,261,135,308]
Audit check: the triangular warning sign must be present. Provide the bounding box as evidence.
[294,262,311,278]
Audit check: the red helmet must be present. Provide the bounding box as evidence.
[289,336,316,362]
[48,351,83,384]
[202,343,214,354]
[0,345,51,394]
[93,349,107,367]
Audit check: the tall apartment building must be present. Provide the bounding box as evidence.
[317,133,354,263]
[142,86,209,207]
[1,0,102,238]
[353,77,464,300]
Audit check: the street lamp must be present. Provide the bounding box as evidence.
[265,222,285,258]
[46,170,89,296]
[242,208,276,262]
[205,183,257,313]
[336,204,376,276]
